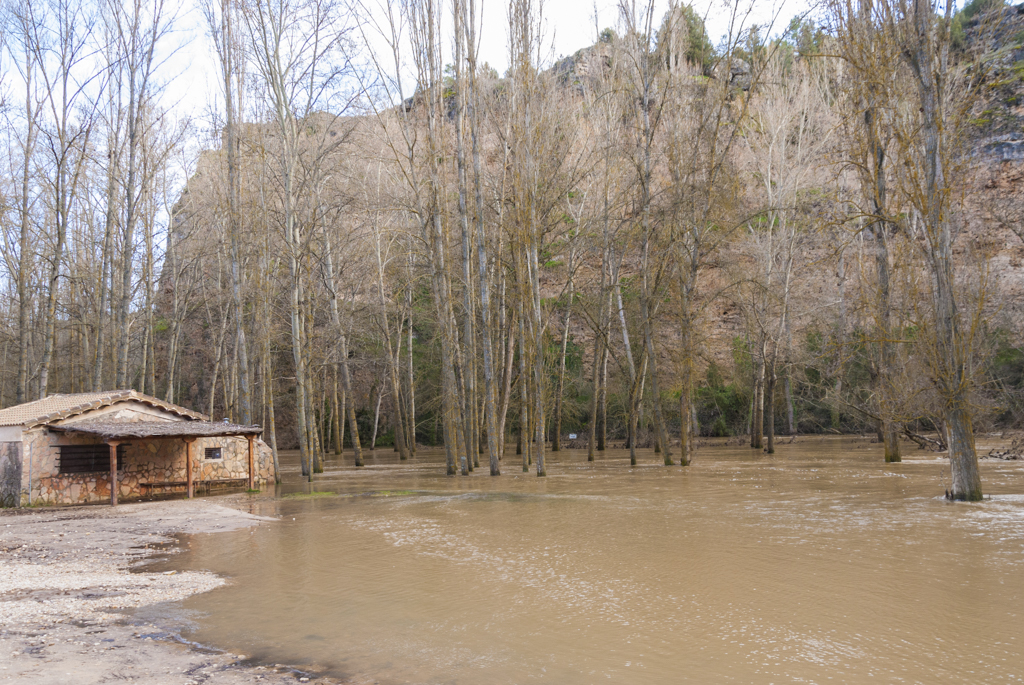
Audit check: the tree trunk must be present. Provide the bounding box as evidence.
[616,278,640,464]
[628,384,640,466]
[861,31,901,461]
[642,305,671,464]
[37,225,66,399]
[530,244,546,478]
[907,0,981,499]
[765,363,776,454]
[598,341,608,451]
[370,388,382,450]
[340,333,363,467]
[221,0,252,424]
[519,313,529,472]
[784,373,795,435]
[94,121,119,392]
[208,310,229,418]
[552,295,572,452]
[265,356,280,483]
[587,333,602,462]
[751,348,765,449]
[463,0,499,475]
[332,365,342,454]
[17,47,36,404]
[406,253,417,455]
[497,312,516,459]
[679,375,693,466]
[370,224,411,461]
[453,11,478,472]
[339,388,347,457]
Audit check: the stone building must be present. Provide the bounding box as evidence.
[0,390,275,507]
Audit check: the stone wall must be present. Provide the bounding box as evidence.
[20,429,276,506]
[0,442,21,508]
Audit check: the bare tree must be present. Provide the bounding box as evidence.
[4,0,43,403]
[105,0,178,389]
[202,0,252,423]
[241,0,350,474]
[742,55,833,454]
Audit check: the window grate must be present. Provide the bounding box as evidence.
[204,447,222,460]
[59,445,126,474]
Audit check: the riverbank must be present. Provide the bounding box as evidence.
[0,497,337,684]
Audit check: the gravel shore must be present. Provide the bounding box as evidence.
[0,498,339,684]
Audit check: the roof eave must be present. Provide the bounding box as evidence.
[48,423,264,440]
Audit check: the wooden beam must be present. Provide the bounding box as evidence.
[247,435,255,491]
[184,438,195,499]
[107,441,120,506]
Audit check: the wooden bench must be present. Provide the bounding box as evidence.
[141,478,249,494]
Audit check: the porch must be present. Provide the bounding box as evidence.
[49,421,265,506]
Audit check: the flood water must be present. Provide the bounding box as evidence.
[158,438,1024,683]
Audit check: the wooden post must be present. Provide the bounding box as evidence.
[247,435,255,491]
[108,441,120,506]
[184,438,195,499]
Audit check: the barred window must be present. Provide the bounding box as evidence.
[58,444,126,474]
[204,447,222,460]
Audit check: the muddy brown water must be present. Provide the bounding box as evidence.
[157,437,1024,683]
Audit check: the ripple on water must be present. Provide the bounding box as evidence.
[162,441,1024,684]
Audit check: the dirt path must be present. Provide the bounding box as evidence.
[0,498,340,684]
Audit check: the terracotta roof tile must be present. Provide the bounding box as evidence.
[0,390,207,427]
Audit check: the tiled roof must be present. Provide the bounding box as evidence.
[0,390,207,427]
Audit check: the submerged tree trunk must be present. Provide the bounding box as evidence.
[519,313,529,473]
[370,388,382,450]
[598,341,608,451]
[338,388,347,457]
[371,224,411,461]
[784,322,796,436]
[872,223,901,462]
[264,350,280,483]
[332,366,342,455]
[861,23,901,462]
[765,361,777,454]
[751,346,765,449]
[876,223,901,462]
[616,279,640,465]
[784,374,795,435]
[906,0,981,499]
[642,306,671,465]
[464,0,499,475]
[587,332,602,462]
[552,284,573,452]
[339,333,363,467]
[453,7,479,473]
[678,312,694,466]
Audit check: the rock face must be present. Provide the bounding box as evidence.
[982,134,1024,161]
[726,58,752,90]
[967,4,1024,158]
[553,41,615,93]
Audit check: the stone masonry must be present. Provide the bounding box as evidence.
[14,429,275,506]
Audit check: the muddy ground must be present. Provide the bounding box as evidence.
[0,497,345,685]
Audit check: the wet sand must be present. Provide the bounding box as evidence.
[0,497,338,684]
